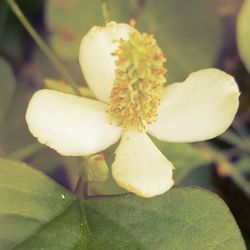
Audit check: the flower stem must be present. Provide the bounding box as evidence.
[74,173,88,200]
[5,0,82,96]
[101,0,110,24]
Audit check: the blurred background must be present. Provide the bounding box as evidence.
[0,0,249,247]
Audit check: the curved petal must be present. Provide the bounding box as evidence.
[112,130,174,198]
[148,68,240,142]
[79,21,137,102]
[26,89,121,156]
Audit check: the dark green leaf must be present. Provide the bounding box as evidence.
[0,57,15,123]
[0,157,75,250]
[0,84,34,154]
[85,188,245,250]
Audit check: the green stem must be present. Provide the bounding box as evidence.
[44,78,95,98]
[5,0,82,96]
[74,157,89,198]
[101,0,110,24]
[199,142,250,199]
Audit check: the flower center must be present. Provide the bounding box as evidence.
[107,32,167,131]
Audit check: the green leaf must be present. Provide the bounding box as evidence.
[237,0,250,72]
[86,189,245,250]
[46,0,132,60]
[0,57,15,123]
[0,157,75,250]
[137,0,223,82]
[0,157,245,249]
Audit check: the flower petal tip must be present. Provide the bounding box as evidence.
[112,131,175,198]
[114,175,174,198]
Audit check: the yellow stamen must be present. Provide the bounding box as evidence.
[108,31,166,131]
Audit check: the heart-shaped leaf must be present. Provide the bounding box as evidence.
[0,157,245,249]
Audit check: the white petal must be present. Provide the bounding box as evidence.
[112,130,174,198]
[26,89,121,156]
[148,68,240,142]
[79,21,137,102]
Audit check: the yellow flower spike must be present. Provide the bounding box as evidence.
[108,32,166,131]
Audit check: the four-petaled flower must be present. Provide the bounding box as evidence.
[26,22,239,197]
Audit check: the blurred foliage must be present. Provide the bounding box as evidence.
[46,0,223,83]
[0,0,43,63]
[236,156,250,175]
[46,0,132,60]
[0,2,22,62]
[137,0,223,82]
[0,82,34,153]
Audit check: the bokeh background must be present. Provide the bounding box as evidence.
[0,0,249,247]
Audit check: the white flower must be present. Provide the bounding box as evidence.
[26,22,240,198]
